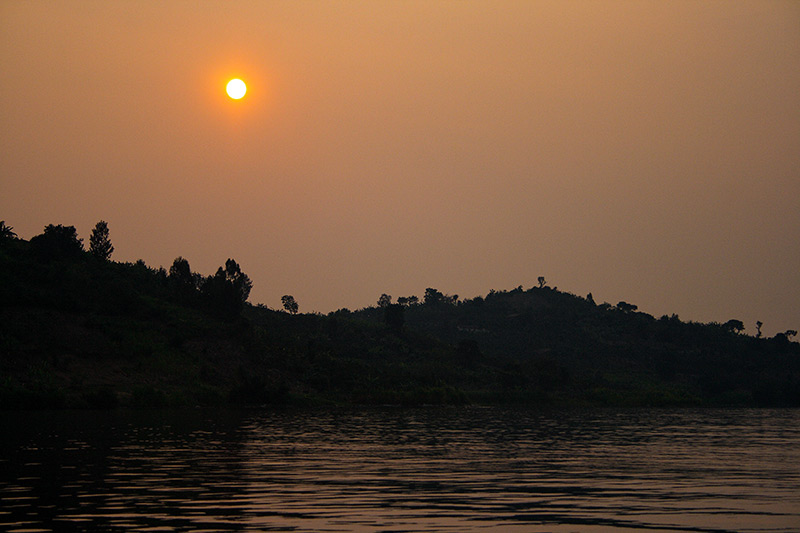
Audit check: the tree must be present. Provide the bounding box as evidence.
[785,330,797,340]
[200,259,253,317]
[617,301,638,313]
[282,295,299,314]
[200,271,234,316]
[424,288,458,306]
[169,257,193,285]
[168,257,197,303]
[89,220,114,261]
[0,221,17,240]
[29,224,83,260]
[424,288,444,306]
[723,319,745,334]
[538,276,547,288]
[398,295,418,306]
[220,258,252,303]
[377,293,392,308]
[756,321,763,338]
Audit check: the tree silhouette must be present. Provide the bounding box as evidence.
[377,293,392,308]
[424,288,459,306]
[29,224,83,260]
[89,220,114,261]
[424,288,444,306]
[538,276,546,288]
[200,273,235,316]
[756,321,763,338]
[221,259,252,303]
[0,221,17,240]
[397,295,418,306]
[199,259,253,317]
[282,295,299,314]
[616,301,638,313]
[168,257,197,303]
[723,319,745,334]
[169,257,193,285]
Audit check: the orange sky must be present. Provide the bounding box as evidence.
[2,1,799,335]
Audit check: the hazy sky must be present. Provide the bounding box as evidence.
[2,1,799,335]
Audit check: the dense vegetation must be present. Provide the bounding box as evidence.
[1,221,798,409]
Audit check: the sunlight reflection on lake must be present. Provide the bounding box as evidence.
[1,407,799,532]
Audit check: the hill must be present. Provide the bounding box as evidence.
[1,223,798,408]
[353,287,800,406]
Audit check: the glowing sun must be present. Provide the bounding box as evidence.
[226,78,247,99]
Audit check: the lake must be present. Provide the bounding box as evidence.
[1,407,798,532]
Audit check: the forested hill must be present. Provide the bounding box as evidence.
[353,287,800,406]
[1,222,799,409]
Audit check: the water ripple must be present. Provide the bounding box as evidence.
[1,408,799,532]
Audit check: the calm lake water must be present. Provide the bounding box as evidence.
[1,407,798,532]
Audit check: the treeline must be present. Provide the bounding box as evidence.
[2,219,799,409]
[362,279,796,344]
[350,282,800,406]
[1,220,276,409]
[1,220,469,408]
[1,221,252,320]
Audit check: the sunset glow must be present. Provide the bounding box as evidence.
[1,2,798,335]
[2,5,800,530]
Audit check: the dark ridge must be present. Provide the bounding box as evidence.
[1,223,798,409]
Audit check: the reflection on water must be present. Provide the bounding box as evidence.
[1,407,799,532]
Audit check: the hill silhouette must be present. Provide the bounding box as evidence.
[1,222,798,409]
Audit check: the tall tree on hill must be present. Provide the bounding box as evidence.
[169,257,197,303]
[209,259,253,306]
[169,257,193,286]
[282,295,299,314]
[200,259,252,318]
[219,259,253,303]
[89,220,114,261]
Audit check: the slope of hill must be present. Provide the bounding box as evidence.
[2,226,798,409]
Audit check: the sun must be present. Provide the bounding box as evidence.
[226,78,247,100]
